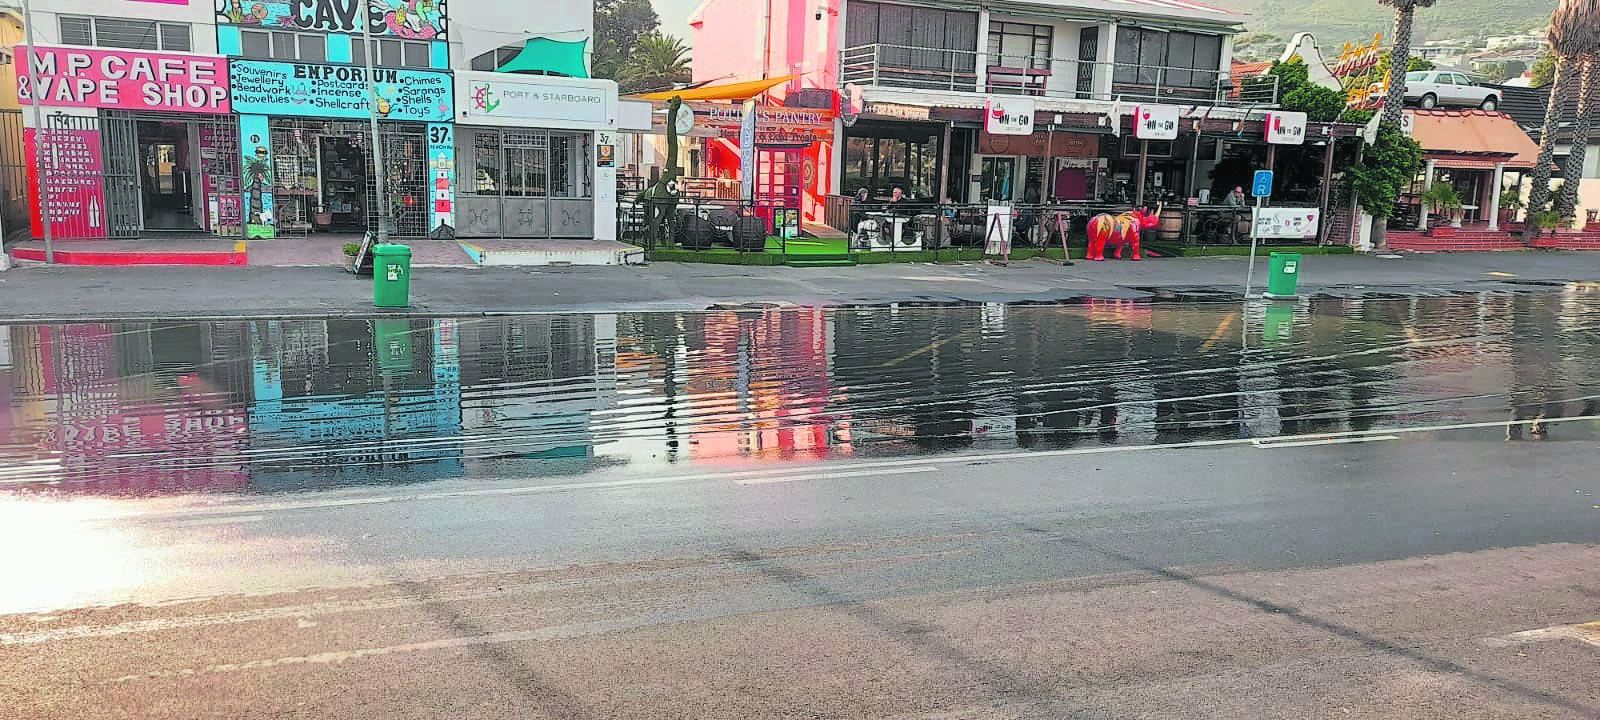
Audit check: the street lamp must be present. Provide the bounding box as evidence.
[16,0,53,263]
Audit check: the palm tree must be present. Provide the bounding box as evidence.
[1554,3,1600,221]
[1379,0,1437,127]
[1527,0,1599,237]
[620,34,691,94]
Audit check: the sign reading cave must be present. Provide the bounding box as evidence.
[229,60,453,121]
[215,0,448,40]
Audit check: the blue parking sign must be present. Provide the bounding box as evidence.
[1252,170,1274,198]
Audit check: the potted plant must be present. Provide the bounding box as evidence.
[1421,183,1463,237]
[1498,189,1524,228]
[1527,210,1562,247]
[314,205,333,226]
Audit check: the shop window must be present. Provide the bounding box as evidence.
[1114,28,1221,89]
[241,30,325,61]
[241,31,271,59]
[987,22,1052,67]
[353,39,432,69]
[504,131,549,198]
[57,17,190,51]
[473,129,502,194]
[549,133,593,198]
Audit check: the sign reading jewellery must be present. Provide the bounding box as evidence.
[229,60,452,121]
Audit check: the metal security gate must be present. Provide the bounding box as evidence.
[0,111,26,241]
[268,119,429,238]
[456,126,595,239]
[99,112,142,238]
[376,123,430,238]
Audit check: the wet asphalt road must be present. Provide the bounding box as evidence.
[2,291,1599,718]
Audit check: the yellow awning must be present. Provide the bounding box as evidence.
[634,75,799,102]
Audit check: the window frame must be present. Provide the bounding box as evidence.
[986,21,1053,68]
[57,16,191,52]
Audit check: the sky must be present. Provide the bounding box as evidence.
[654,0,699,42]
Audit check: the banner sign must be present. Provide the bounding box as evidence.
[230,60,452,121]
[1252,207,1320,239]
[462,77,609,124]
[16,45,229,113]
[1265,111,1308,145]
[427,123,456,239]
[739,100,757,201]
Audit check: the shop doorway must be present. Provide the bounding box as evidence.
[269,120,430,237]
[978,156,1019,202]
[136,120,197,231]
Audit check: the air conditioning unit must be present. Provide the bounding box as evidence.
[868,216,923,251]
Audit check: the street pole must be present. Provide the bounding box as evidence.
[1243,196,1262,300]
[20,0,53,263]
[360,15,389,244]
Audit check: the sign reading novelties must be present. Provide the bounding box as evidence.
[230,60,452,121]
[15,45,229,113]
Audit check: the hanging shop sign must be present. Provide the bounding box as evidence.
[215,0,447,39]
[690,104,835,148]
[230,60,453,121]
[862,102,931,121]
[459,75,612,126]
[985,97,1035,136]
[15,45,229,113]
[25,127,107,240]
[1265,111,1308,145]
[1134,104,1179,141]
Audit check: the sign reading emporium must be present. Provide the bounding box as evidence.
[230,60,452,121]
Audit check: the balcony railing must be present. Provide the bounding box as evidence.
[840,44,1279,108]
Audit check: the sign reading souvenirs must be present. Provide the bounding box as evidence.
[230,60,452,121]
[16,46,229,113]
[215,0,447,39]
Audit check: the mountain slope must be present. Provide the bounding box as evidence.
[1213,0,1555,48]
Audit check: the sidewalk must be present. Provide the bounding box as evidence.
[1,252,1597,321]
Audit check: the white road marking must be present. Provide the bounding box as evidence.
[112,413,1600,523]
[1482,622,1600,648]
[1253,435,1400,449]
[735,466,939,486]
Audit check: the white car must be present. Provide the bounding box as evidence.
[1404,70,1499,110]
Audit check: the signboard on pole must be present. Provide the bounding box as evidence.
[1134,104,1180,140]
[739,99,757,201]
[1252,207,1320,239]
[1251,170,1275,198]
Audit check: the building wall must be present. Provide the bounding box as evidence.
[690,0,840,98]
[21,0,218,53]
[448,0,593,73]
[1,11,24,112]
[689,0,766,85]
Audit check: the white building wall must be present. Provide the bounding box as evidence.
[22,0,218,54]
[447,0,594,73]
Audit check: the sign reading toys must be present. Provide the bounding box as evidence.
[215,0,447,39]
[230,60,453,121]
[16,45,229,113]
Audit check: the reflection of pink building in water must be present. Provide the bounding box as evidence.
[686,0,843,225]
[2,325,250,494]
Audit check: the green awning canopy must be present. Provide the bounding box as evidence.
[496,37,590,78]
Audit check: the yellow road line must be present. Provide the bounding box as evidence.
[881,336,960,367]
[1486,271,1517,278]
[1197,312,1238,353]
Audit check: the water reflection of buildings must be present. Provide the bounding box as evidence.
[247,319,464,488]
[0,323,254,493]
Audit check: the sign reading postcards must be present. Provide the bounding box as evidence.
[229,60,452,121]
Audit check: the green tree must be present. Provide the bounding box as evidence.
[620,33,692,94]
[1529,0,1600,232]
[594,0,662,82]
[1531,52,1557,86]
[1352,124,1425,250]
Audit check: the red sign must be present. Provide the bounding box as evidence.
[25,128,107,240]
[16,45,230,114]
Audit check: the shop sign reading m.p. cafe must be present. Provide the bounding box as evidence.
[985,97,1034,136]
[15,45,230,114]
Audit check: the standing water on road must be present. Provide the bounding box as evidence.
[0,289,1597,497]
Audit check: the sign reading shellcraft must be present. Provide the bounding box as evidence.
[230,60,452,121]
[16,45,229,113]
[463,78,609,124]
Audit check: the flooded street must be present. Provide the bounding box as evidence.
[1,290,1597,497]
[3,290,1599,720]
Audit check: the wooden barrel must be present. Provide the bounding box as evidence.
[1158,208,1184,243]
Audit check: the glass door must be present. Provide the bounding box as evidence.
[979,157,1018,202]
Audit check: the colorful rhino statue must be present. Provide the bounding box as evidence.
[1087,205,1162,261]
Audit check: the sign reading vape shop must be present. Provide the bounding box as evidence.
[15,45,229,113]
[985,96,1035,136]
[230,60,452,121]
[461,77,610,125]
[24,128,107,239]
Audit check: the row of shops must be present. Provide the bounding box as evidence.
[16,43,626,242]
